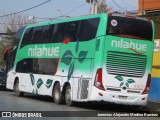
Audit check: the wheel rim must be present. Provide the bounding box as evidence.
[66,88,71,103]
[54,89,60,100]
[15,82,20,95]
[15,83,19,92]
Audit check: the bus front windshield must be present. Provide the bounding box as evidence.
[13,26,26,46]
[106,16,153,41]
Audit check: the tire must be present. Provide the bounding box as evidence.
[65,85,74,106]
[14,80,24,97]
[53,83,64,104]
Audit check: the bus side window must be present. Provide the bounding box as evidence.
[42,25,54,43]
[64,21,80,42]
[32,58,39,73]
[32,26,43,44]
[16,59,33,73]
[52,23,66,43]
[37,58,59,75]
[78,18,100,41]
[31,58,58,75]
[20,28,33,48]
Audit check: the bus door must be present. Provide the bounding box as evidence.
[71,39,96,101]
[72,59,93,101]
[58,40,94,101]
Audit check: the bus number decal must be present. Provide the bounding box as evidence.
[134,84,145,90]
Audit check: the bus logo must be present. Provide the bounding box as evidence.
[111,39,147,54]
[115,75,135,88]
[28,45,59,57]
[111,19,118,27]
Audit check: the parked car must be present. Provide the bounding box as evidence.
[0,71,6,88]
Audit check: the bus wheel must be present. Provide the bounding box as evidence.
[53,83,64,104]
[14,80,24,97]
[65,85,74,106]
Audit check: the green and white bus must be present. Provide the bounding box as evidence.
[6,13,154,106]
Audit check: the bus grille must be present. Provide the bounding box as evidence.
[106,51,147,78]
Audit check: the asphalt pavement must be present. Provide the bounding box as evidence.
[0,87,160,116]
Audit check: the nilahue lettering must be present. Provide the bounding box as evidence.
[111,39,147,51]
[28,45,59,57]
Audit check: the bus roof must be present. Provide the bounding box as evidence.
[25,13,152,29]
[25,13,107,29]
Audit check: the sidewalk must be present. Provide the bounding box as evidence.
[148,100,160,114]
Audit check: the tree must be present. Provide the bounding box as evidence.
[97,0,112,13]
[0,13,36,68]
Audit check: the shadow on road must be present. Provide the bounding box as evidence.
[2,90,154,113]
[15,93,150,113]
[74,102,150,113]
[0,86,8,91]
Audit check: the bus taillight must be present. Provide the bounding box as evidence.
[108,13,112,16]
[94,68,105,91]
[142,74,151,94]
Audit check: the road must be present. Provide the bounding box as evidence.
[0,88,159,120]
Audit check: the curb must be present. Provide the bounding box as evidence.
[148,100,160,104]
[150,110,160,117]
[147,100,160,116]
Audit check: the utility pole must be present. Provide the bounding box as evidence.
[91,0,98,14]
[86,0,98,14]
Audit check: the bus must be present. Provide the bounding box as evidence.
[5,13,154,107]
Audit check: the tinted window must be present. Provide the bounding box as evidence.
[21,28,33,48]
[106,16,153,41]
[78,18,100,41]
[32,58,59,75]
[13,26,25,46]
[16,59,33,73]
[52,23,66,43]
[42,25,54,43]
[16,58,59,75]
[32,27,43,44]
[65,21,80,42]
[20,18,100,46]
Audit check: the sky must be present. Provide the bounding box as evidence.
[0,0,138,31]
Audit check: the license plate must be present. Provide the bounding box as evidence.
[118,95,128,100]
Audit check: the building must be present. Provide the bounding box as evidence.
[138,0,160,100]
